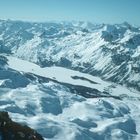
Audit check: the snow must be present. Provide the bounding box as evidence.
[0,20,139,91]
[120,63,132,82]
[0,69,30,89]
[7,55,110,92]
[120,30,132,43]
[0,80,4,85]
[0,55,138,140]
[0,20,140,140]
[0,82,139,140]
[132,46,140,57]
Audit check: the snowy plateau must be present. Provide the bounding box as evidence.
[0,20,140,140]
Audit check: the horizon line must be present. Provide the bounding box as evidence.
[0,18,139,27]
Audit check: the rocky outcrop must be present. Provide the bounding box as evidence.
[0,111,44,140]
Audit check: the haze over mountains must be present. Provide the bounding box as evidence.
[0,19,140,140]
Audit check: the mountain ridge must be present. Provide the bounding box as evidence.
[0,20,140,139]
[0,19,140,91]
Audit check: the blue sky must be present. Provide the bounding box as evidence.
[0,0,140,25]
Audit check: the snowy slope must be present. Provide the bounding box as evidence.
[0,20,140,140]
[0,55,139,140]
[0,20,140,91]
[2,84,139,140]
[7,55,110,92]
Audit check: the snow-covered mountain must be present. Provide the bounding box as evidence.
[0,54,140,140]
[0,20,140,91]
[0,20,140,140]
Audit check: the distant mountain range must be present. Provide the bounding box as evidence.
[0,20,140,91]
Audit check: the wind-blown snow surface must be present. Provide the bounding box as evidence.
[0,55,140,140]
[1,84,139,140]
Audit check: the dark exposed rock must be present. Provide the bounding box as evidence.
[0,111,44,140]
[71,76,99,84]
[0,55,8,69]
[58,57,72,68]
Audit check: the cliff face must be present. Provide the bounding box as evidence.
[0,112,44,140]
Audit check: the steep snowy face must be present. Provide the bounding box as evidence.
[0,20,140,91]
